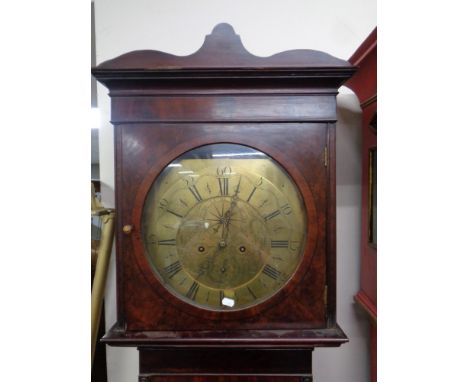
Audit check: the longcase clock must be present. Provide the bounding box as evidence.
[92,23,355,382]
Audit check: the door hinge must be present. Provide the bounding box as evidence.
[323,146,328,167]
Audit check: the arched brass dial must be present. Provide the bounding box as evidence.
[141,144,307,311]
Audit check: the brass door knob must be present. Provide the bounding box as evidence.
[122,225,133,235]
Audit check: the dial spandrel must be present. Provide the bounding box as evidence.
[141,144,307,311]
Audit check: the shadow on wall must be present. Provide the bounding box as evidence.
[336,88,363,189]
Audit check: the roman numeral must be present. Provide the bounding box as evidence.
[264,209,280,221]
[186,281,200,301]
[246,187,257,203]
[188,185,203,202]
[271,240,289,248]
[247,286,257,300]
[218,177,229,196]
[167,209,183,218]
[158,239,176,246]
[234,178,241,195]
[163,261,182,279]
[262,264,281,280]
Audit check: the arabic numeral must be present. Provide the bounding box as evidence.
[290,240,301,252]
[280,204,292,215]
[216,166,232,176]
[159,198,169,210]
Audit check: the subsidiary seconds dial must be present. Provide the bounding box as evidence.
[141,144,307,311]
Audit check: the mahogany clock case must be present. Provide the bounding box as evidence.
[92,23,355,347]
[118,122,324,331]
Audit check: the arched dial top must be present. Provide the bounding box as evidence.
[141,144,308,311]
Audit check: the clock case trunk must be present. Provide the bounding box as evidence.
[92,24,355,352]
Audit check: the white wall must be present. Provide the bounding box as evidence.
[94,1,375,381]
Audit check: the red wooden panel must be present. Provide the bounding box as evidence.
[346,27,377,314]
[346,27,377,382]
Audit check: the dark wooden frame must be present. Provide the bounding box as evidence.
[93,23,355,380]
[130,133,320,324]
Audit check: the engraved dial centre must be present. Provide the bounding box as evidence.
[176,197,269,290]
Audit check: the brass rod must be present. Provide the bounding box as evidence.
[91,211,115,365]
